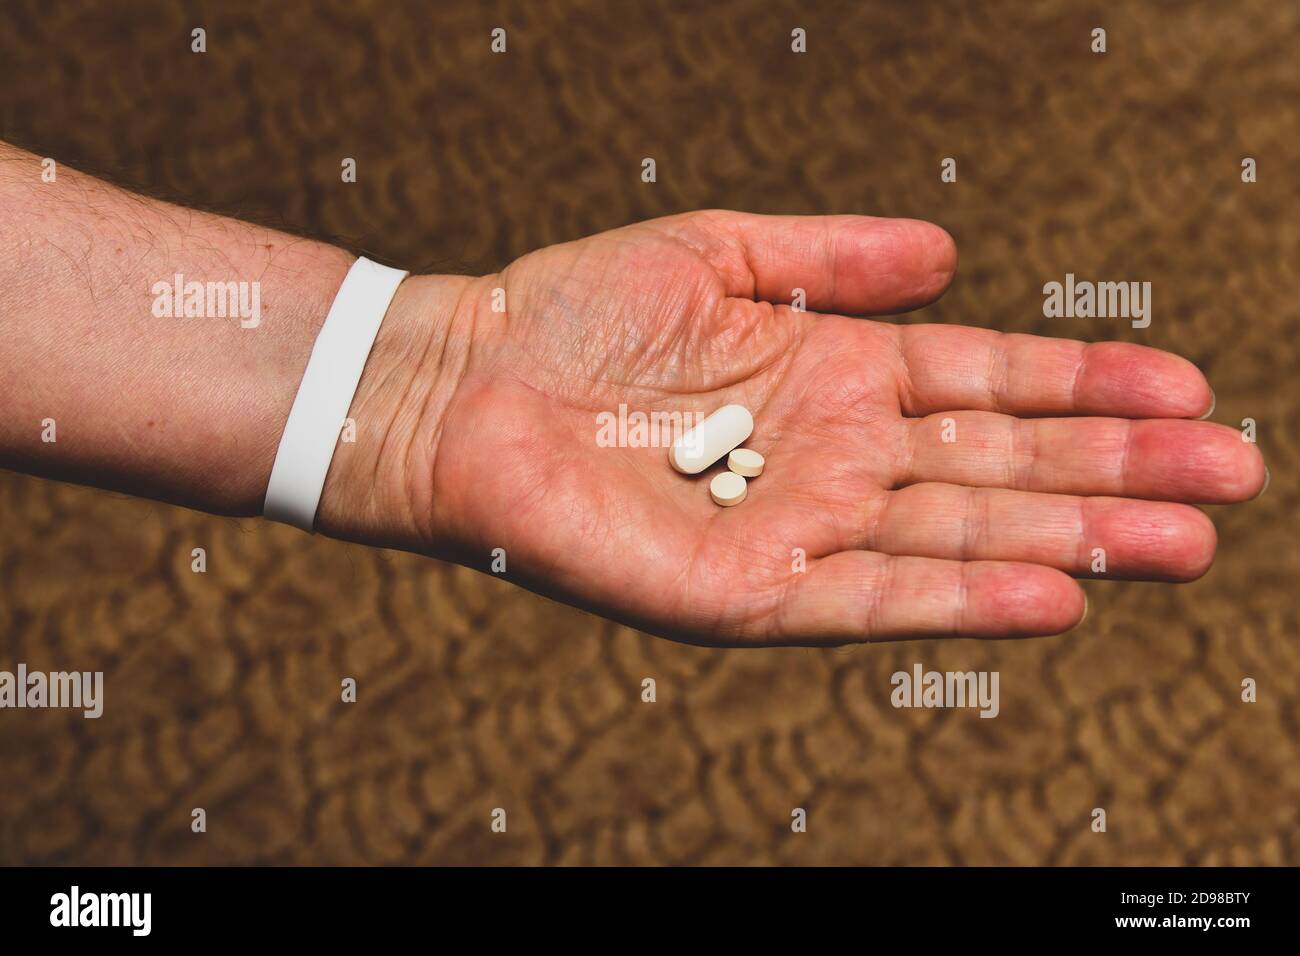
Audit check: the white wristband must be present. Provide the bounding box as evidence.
[263,256,409,532]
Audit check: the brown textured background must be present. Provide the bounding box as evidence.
[1,0,1297,865]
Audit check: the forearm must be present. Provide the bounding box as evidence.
[0,141,469,549]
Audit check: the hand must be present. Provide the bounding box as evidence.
[358,211,1267,646]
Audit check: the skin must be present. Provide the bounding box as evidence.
[0,146,1268,647]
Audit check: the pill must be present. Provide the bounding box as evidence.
[669,404,754,474]
[727,448,765,477]
[709,471,747,507]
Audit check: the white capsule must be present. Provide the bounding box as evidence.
[709,471,747,507]
[727,448,765,477]
[669,404,754,475]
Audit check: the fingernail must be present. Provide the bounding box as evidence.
[1255,466,1270,500]
[1197,388,1216,420]
[1077,592,1089,626]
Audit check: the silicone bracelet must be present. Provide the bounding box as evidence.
[262,256,409,531]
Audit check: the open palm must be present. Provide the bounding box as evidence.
[424,211,1264,646]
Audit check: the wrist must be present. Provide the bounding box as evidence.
[312,270,481,554]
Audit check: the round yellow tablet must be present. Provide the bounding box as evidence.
[709,471,748,507]
[727,448,765,478]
